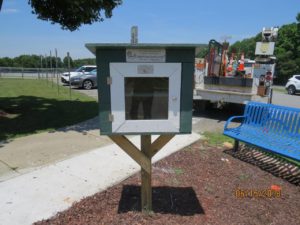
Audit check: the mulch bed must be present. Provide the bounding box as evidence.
[35,140,300,225]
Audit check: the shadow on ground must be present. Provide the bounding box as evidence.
[57,116,99,133]
[193,103,245,122]
[0,140,11,148]
[118,185,204,215]
[224,146,300,186]
[0,95,98,143]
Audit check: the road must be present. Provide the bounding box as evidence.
[272,91,300,108]
[73,86,299,108]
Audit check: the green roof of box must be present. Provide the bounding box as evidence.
[85,43,205,55]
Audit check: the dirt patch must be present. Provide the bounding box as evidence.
[35,141,300,225]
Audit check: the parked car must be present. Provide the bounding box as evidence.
[285,75,300,95]
[61,65,96,84]
[70,69,97,90]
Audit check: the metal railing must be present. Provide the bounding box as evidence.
[0,67,68,79]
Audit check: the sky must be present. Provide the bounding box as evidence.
[0,0,300,59]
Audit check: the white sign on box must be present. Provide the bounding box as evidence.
[126,49,166,62]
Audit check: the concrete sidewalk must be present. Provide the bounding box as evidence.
[0,131,200,225]
[0,117,112,182]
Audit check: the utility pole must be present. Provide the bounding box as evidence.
[45,54,48,85]
[50,50,53,88]
[67,52,72,100]
[40,55,43,79]
[55,49,59,94]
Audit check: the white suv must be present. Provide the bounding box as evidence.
[285,75,300,95]
[61,65,96,84]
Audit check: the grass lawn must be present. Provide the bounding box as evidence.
[203,131,234,146]
[0,78,98,140]
[272,87,286,93]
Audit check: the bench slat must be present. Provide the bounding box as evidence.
[291,113,300,136]
[225,126,299,159]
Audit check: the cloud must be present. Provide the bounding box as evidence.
[2,8,19,14]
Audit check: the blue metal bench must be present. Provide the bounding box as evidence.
[223,101,300,161]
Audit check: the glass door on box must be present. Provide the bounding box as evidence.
[110,63,181,133]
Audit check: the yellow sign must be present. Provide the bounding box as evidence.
[260,43,269,53]
[255,42,275,55]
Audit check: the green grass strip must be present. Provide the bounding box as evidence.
[0,78,98,140]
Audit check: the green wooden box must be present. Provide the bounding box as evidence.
[85,43,200,135]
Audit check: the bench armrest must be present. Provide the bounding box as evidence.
[224,115,246,130]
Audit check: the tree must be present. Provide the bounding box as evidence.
[0,55,65,68]
[28,0,122,31]
[0,57,13,67]
[73,58,96,68]
[229,33,261,59]
[196,47,208,58]
[63,56,74,68]
[0,0,122,31]
[43,56,63,68]
[274,23,300,83]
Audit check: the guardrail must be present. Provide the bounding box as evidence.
[0,67,67,79]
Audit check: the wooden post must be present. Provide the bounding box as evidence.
[108,134,174,214]
[141,135,152,212]
[109,135,151,173]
